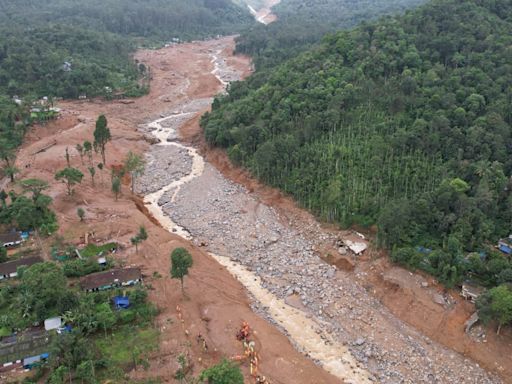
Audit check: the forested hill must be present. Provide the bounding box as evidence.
[0,0,253,99]
[235,0,426,69]
[0,0,253,40]
[202,0,512,288]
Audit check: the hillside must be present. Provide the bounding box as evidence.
[0,0,253,99]
[202,0,512,288]
[235,0,426,69]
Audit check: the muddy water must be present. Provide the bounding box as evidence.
[142,48,374,383]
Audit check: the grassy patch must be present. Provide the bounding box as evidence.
[80,242,117,258]
[95,325,159,367]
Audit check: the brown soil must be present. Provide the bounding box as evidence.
[8,37,339,384]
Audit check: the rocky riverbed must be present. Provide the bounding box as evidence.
[137,46,502,384]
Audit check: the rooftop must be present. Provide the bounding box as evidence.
[80,268,141,290]
[0,232,22,244]
[0,256,43,276]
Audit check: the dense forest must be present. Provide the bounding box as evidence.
[202,0,512,294]
[0,0,253,99]
[235,0,426,69]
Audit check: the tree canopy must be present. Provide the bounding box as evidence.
[171,247,193,293]
[202,0,512,292]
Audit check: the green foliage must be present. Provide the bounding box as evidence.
[0,189,58,233]
[170,247,193,293]
[0,1,252,100]
[19,178,49,201]
[199,359,244,384]
[95,326,159,368]
[62,258,105,278]
[55,167,84,195]
[124,151,146,193]
[477,285,512,334]
[77,207,85,221]
[131,226,148,253]
[112,177,121,201]
[236,0,425,70]
[0,247,6,263]
[94,115,111,165]
[80,242,117,258]
[202,0,512,301]
[20,262,72,322]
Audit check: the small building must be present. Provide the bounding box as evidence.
[112,296,130,309]
[0,329,53,372]
[0,232,23,248]
[0,256,43,280]
[80,268,142,292]
[498,236,512,255]
[44,317,62,331]
[461,281,485,303]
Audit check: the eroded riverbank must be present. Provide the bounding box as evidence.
[136,38,502,384]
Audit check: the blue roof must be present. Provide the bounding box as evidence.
[112,296,130,309]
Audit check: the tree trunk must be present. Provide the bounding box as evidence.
[181,277,184,295]
[497,323,502,335]
[101,147,106,165]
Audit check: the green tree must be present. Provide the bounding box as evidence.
[0,247,7,263]
[83,141,93,165]
[123,151,145,193]
[88,166,96,187]
[77,207,85,222]
[55,167,84,196]
[170,247,193,294]
[199,359,244,384]
[131,225,148,254]
[20,262,69,321]
[4,165,19,183]
[477,285,512,335]
[111,176,121,201]
[95,302,116,337]
[19,178,49,201]
[0,139,16,182]
[75,360,96,384]
[93,115,111,165]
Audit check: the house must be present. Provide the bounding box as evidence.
[0,256,43,280]
[112,296,130,309]
[80,268,142,292]
[0,232,23,248]
[498,236,512,255]
[0,329,53,372]
[461,281,485,303]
